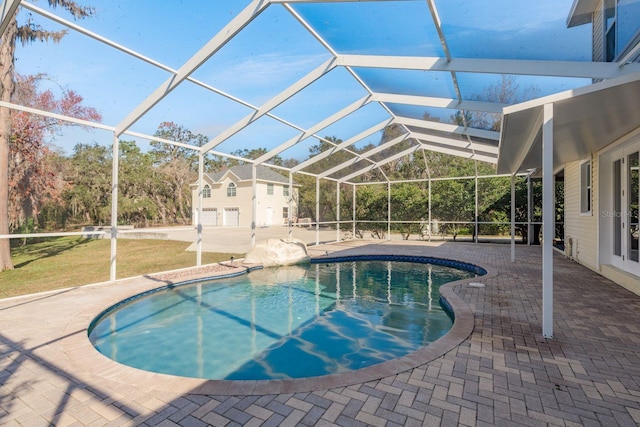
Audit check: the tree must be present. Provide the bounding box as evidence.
[150,122,207,224]
[471,74,540,131]
[116,140,159,226]
[390,183,428,239]
[8,74,101,231]
[230,147,284,167]
[150,121,205,168]
[355,184,388,239]
[64,143,112,225]
[1,1,95,271]
[293,136,351,223]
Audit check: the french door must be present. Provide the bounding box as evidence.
[612,148,640,275]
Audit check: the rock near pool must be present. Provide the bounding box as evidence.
[244,238,310,267]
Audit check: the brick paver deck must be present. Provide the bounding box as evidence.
[1,241,639,426]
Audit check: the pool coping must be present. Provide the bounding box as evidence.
[63,255,497,396]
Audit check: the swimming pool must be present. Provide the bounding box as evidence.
[89,256,483,380]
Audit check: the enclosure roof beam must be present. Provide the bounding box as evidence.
[0,100,112,131]
[114,0,269,136]
[410,131,499,155]
[318,133,410,178]
[200,57,338,154]
[22,0,283,134]
[418,142,498,164]
[372,93,506,114]
[395,116,500,141]
[339,144,419,183]
[619,41,640,66]
[253,95,372,164]
[272,0,409,3]
[291,118,392,173]
[337,54,640,79]
[0,0,20,37]
[283,1,407,168]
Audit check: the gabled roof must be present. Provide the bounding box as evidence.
[567,0,600,27]
[205,164,290,185]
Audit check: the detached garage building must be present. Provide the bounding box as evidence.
[191,164,298,227]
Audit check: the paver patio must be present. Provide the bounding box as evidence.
[1,240,639,426]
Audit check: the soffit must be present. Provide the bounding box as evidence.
[498,73,640,174]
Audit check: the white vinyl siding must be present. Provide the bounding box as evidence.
[565,159,599,271]
[593,0,605,61]
[192,175,298,227]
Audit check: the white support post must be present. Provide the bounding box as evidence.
[474,169,479,243]
[528,174,533,245]
[251,164,257,247]
[336,181,340,242]
[428,177,432,242]
[288,172,293,241]
[109,133,119,282]
[315,177,320,246]
[542,103,554,339]
[352,184,356,238]
[197,153,203,267]
[387,182,391,240]
[511,173,516,262]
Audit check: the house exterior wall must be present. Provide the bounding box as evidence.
[596,131,640,294]
[564,156,599,271]
[192,178,297,227]
[592,0,604,61]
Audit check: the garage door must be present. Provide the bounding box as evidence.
[224,208,239,226]
[201,208,217,226]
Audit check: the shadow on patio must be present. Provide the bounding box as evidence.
[1,242,639,426]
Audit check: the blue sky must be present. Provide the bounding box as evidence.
[14,0,591,161]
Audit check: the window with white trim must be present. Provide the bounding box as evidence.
[203,184,211,198]
[267,183,274,195]
[580,160,591,214]
[604,0,640,62]
[227,182,236,197]
[283,185,289,197]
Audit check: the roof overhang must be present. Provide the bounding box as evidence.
[567,0,599,27]
[497,72,640,174]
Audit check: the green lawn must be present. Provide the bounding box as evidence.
[2,237,240,299]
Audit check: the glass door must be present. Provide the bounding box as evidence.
[613,158,622,258]
[611,148,640,275]
[629,152,639,266]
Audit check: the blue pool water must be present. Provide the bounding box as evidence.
[89,258,480,380]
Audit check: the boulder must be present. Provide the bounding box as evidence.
[244,238,310,267]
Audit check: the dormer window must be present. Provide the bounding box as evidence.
[227,182,236,197]
[203,184,211,198]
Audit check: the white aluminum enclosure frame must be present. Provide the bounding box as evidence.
[499,73,640,338]
[0,0,639,340]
